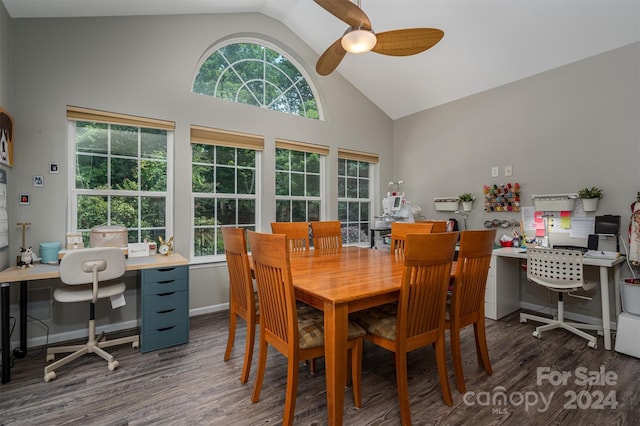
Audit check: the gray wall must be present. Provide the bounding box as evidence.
[394,42,640,319]
[5,13,393,345]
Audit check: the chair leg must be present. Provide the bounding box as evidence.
[224,311,237,362]
[395,352,412,426]
[240,317,256,384]
[449,326,466,394]
[282,356,299,426]
[351,338,363,408]
[251,338,268,403]
[435,336,453,406]
[473,320,492,375]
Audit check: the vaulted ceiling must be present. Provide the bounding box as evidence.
[3,0,639,119]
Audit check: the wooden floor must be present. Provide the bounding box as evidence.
[2,309,639,425]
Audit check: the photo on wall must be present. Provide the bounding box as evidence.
[0,106,14,167]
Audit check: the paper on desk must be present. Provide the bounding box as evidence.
[570,217,595,239]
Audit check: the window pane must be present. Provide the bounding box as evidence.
[194,198,216,226]
[238,168,255,194]
[216,166,235,193]
[306,174,320,197]
[216,146,235,165]
[308,201,320,222]
[360,202,369,221]
[292,200,307,222]
[111,125,138,157]
[276,200,290,222]
[291,151,304,172]
[76,155,107,189]
[193,143,215,163]
[307,153,319,173]
[77,195,107,229]
[140,129,167,159]
[111,157,138,190]
[291,173,304,196]
[141,197,166,228]
[192,164,214,193]
[338,158,345,176]
[347,160,358,177]
[217,198,237,225]
[238,199,256,225]
[76,122,108,155]
[358,178,369,198]
[276,171,289,196]
[338,176,346,198]
[338,201,347,221]
[141,159,167,192]
[346,177,357,198]
[194,228,216,257]
[359,161,369,178]
[275,148,288,171]
[237,148,255,167]
[111,196,138,229]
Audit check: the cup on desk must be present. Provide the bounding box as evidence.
[40,241,61,264]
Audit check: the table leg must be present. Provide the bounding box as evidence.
[370,230,375,249]
[1,283,10,383]
[324,301,348,426]
[614,263,622,318]
[600,266,611,350]
[14,280,27,358]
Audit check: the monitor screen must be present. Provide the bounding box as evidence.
[392,195,403,211]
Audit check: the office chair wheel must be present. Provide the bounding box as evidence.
[108,360,119,371]
[588,341,597,349]
[532,330,542,339]
[46,353,55,362]
[519,315,527,323]
[44,371,56,382]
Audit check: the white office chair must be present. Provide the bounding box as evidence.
[520,247,601,349]
[44,247,139,382]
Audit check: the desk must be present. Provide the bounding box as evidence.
[492,247,623,350]
[289,247,403,426]
[0,253,189,384]
[369,227,391,248]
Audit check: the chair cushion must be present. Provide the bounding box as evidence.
[351,303,398,341]
[53,280,126,303]
[297,306,366,350]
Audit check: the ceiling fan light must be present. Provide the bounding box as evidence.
[341,28,377,54]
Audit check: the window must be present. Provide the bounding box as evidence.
[337,149,378,246]
[191,126,263,260]
[192,41,321,119]
[67,106,174,246]
[275,139,328,223]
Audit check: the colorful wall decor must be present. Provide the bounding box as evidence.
[484,182,521,212]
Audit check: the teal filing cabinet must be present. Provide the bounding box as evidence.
[140,265,189,352]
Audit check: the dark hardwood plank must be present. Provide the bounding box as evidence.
[1,310,639,425]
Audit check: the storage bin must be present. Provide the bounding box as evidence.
[40,241,61,264]
[622,278,640,316]
[90,224,128,248]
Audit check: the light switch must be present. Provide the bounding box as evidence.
[505,165,513,177]
[491,166,499,177]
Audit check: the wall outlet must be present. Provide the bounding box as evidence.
[491,166,499,177]
[505,165,513,177]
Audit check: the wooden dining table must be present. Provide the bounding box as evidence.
[289,246,405,426]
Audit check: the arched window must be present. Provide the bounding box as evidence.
[193,40,320,119]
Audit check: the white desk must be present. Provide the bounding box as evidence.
[492,247,624,350]
[0,253,189,384]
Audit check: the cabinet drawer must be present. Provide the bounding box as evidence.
[143,289,188,313]
[142,265,188,284]
[143,277,188,295]
[141,322,189,353]
[144,305,187,330]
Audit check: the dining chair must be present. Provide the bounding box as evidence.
[270,221,310,253]
[519,247,599,348]
[415,220,448,232]
[222,227,258,384]
[445,228,496,393]
[44,247,139,382]
[352,231,459,425]
[247,230,365,426]
[310,220,342,251]
[390,222,434,256]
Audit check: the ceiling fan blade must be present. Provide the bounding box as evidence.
[316,38,347,75]
[314,0,372,30]
[371,28,444,56]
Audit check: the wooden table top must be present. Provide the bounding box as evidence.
[289,247,405,308]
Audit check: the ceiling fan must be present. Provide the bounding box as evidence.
[314,0,444,76]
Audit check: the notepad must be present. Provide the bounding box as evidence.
[584,250,620,260]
